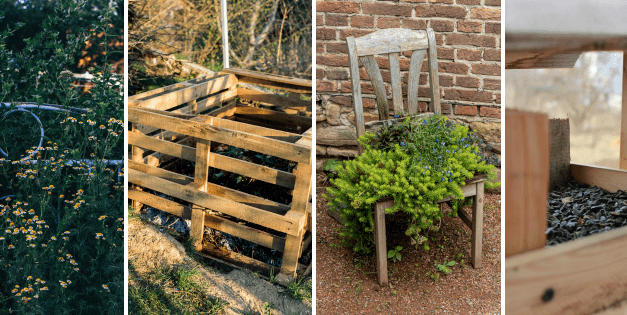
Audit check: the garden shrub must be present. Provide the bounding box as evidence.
[0,1,123,313]
[325,114,495,254]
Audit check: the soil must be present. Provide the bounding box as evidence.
[315,172,502,314]
[128,218,312,315]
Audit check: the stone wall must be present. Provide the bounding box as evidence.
[315,0,501,166]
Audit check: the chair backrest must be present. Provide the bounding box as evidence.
[346,28,441,153]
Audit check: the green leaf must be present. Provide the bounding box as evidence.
[387,250,394,259]
[395,253,401,261]
[447,261,456,267]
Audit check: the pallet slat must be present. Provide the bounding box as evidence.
[204,215,286,252]
[133,74,238,111]
[129,132,297,189]
[129,108,311,165]
[128,169,300,235]
[129,161,291,214]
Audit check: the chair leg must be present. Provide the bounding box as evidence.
[471,182,485,268]
[375,200,389,286]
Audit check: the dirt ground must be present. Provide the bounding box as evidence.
[315,172,502,314]
[128,218,312,315]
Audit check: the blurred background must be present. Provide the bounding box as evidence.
[505,52,623,168]
[128,0,312,95]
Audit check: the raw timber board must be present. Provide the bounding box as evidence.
[130,74,238,111]
[505,109,550,257]
[221,68,312,94]
[236,87,311,114]
[129,108,311,165]
[128,168,303,235]
[570,163,627,193]
[128,160,290,214]
[505,226,627,315]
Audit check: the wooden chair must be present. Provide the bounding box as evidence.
[345,28,485,286]
[346,27,441,154]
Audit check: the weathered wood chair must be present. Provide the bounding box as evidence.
[345,28,486,286]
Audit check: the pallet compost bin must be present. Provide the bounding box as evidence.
[128,68,313,281]
[505,2,627,309]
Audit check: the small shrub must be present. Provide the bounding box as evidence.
[324,114,494,254]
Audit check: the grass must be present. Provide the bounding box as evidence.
[284,278,313,304]
[129,262,227,315]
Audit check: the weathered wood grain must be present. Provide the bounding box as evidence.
[129,108,311,164]
[389,52,403,114]
[360,55,390,120]
[353,28,428,57]
[408,49,427,115]
[427,28,441,114]
[346,36,366,155]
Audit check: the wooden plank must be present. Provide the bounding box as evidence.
[570,163,627,193]
[208,103,237,118]
[231,106,312,130]
[129,132,298,189]
[236,87,311,112]
[129,82,190,101]
[128,189,192,219]
[505,226,627,315]
[621,51,627,170]
[128,161,291,214]
[129,108,311,164]
[374,199,394,286]
[194,115,302,142]
[204,214,286,252]
[200,242,281,277]
[194,139,212,191]
[129,168,300,235]
[134,74,237,111]
[458,208,472,229]
[471,182,484,268]
[221,68,312,93]
[407,49,427,115]
[427,28,441,114]
[439,181,478,203]
[353,28,428,57]
[505,109,549,257]
[360,55,390,120]
[191,208,205,251]
[279,234,303,278]
[346,36,366,155]
[291,160,312,214]
[388,52,403,114]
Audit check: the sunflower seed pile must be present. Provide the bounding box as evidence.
[547,180,627,246]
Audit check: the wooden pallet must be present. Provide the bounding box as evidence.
[128,69,313,281]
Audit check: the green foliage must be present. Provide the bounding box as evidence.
[324,114,495,254]
[0,0,123,313]
[436,261,456,275]
[129,264,227,315]
[324,159,343,178]
[387,245,403,263]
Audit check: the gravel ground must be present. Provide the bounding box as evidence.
[316,173,502,314]
[547,180,627,246]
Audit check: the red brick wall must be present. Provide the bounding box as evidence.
[316,0,501,130]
